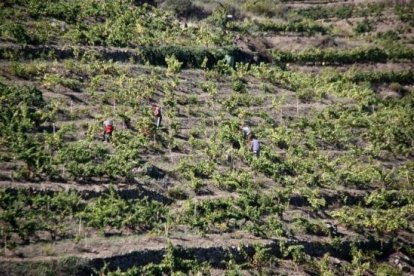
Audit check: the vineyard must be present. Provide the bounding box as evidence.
[0,0,413,275]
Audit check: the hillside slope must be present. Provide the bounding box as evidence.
[0,0,413,275]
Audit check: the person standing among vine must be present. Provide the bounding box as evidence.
[103,119,113,142]
[241,124,251,139]
[249,133,260,158]
[152,104,162,129]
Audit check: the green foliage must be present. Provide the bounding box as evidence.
[293,5,354,20]
[0,22,31,43]
[242,0,284,17]
[395,3,414,27]
[229,19,328,35]
[177,158,216,180]
[79,187,166,232]
[291,3,386,20]
[57,135,142,180]
[375,263,402,276]
[331,204,413,235]
[57,141,108,180]
[165,54,183,74]
[365,189,414,209]
[200,80,218,96]
[111,73,156,107]
[140,46,235,68]
[376,30,400,41]
[231,78,246,93]
[207,6,229,28]
[223,93,264,115]
[318,254,335,276]
[0,188,167,244]
[43,73,82,91]
[162,0,193,16]
[1,2,414,271]
[8,61,47,79]
[180,190,287,236]
[213,170,253,191]
[250,243,275,270]
[0,83,46,134]
[303,188,326,211]
[26,0,81,23]
[213,58,232,75]
[345,69,414,84]
[65,2,181,47]
[297,88,318,102]
[292,217,329,236]
[0,82,58,178]
[138,241,211,275]
[249,147,295,181]
[354,19,373,35]
[0,0,234,48]
[272,47,414,64]
[349,248,374,276]
[280,243,307,264]
[0,190,83,243]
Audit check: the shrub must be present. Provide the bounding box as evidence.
[389,82,402,93]
[229,20,328,35]
[0,22,31,44]
[43,74,82,91]
[140,46,231,68]
[162,0,193,16]
[57,141,108,180]
[395,3,414,27]
[272,47,414,64]
[297,88,316,103]
[354,18,373,35]
[232,78,246,93]
[348,70,414,84]
[8,62,47,80]
[375,263,402,276]
[0,82,59,179]
[213,171,253,191]
[242,0,284,17]
[294,5,353,20]
[177,158,216,180]
[79,189,166,232]
[376,30,399,41]
[165,54,183,74]
[336,5,353,19]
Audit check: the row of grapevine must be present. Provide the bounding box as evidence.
[272,47,414,64]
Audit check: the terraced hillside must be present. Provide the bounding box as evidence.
[0,0,413,275]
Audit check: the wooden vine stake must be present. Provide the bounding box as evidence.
[279,103,284,126]
[164,221,169,238]
[296,96,299,116]
[2,229,6,255]
[78,218,82,238]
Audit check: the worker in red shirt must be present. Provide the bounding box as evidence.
[103,119,113,142]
